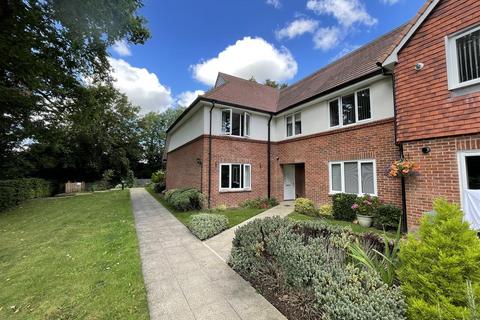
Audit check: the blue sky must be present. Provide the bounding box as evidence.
[108,0,425,114]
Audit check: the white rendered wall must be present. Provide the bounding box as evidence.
[167,106,205,152]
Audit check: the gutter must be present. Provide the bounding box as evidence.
[207,101,216,209]
[267,114,273,199]
[380,63,408,233]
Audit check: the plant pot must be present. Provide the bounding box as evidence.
[356,214,373,227]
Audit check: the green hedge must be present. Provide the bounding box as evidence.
[0,178,55,212]
[332,193,358,221]
[188,213,228,240]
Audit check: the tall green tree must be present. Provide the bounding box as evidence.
[0,0,149,172]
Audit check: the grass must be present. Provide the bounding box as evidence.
[147,187,265,228]
[288,212,396,237]
[0,190,149,320]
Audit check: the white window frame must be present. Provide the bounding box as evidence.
[446,24,480,90]
[328,87,372,128]
[285,112,302,137]
[457,150,480,210]
[221,109,251,137]
[328,160,377,196]
[219,163,251,191]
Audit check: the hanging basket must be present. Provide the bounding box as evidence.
[387,159,420,178]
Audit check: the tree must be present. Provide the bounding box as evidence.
[264,79,288,89]
[0,0,149,173]
[138,107,185,175]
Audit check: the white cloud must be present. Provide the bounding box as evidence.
[276,18,319,40]
[191,37,298,86]
[111,40,132,56]
[306,0,377,27]
[381,0,400,4]
[266,0,281,9]
[313,27,342,50]
[108,58,173,113]
[176,90,205,107]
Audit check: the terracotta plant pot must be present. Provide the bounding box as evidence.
[356,214,373,228]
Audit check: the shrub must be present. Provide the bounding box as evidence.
[240,197,278,209]
[332,193,358,221]
[398,199,480,320]
[123,169,136,188]
[0,178,55,212]
[318,204,333,217]
[164,188,178,201]
[351,194,382,216]
[188,213,228,240]
[294,198,317,216]
[167,188,204,211]
[153,182,165,193]
[375,204,402,230]
[151,170,165,183]
[211,204,227,212]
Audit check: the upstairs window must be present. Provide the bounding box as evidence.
[286,112,302,137]
[221,109,250,137]
[219,163,251,191]
[329,88,371,128]
[447,25,480,89]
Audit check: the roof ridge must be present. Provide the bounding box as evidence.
[219,72,281,91]
[279,22,409,95]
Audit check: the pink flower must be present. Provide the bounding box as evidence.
[363,200,372,205]
[351,204,359,210]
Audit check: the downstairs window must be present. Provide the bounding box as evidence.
[329,160,376,195]
[220,163,251,191]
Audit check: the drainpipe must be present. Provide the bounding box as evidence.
[381,64,408,233]
[208,101,216,209]
[267,114,273,199]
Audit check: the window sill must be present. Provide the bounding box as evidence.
[328,192,377,197]
[219,189,252,193]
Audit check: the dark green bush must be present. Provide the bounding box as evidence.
[294,198,318,216]
[240,197,278,209]
[375,204,402,230]
[166,188,204,211]
[332,193,358,221]
[151,170,165,183]
[153,182,165,193]
[229,217,405,319]
[398,199,480,320]
[188,213,228,240]
[0,178,54,212]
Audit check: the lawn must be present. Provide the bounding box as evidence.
[0,190,149,320]
[147,187,265,228]
[288,212,397,237]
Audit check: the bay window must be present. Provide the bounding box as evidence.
[221,109,251,137]
[286,112,302,137]
[219,163,251,191]
[329,160,376,195]
[329,88,371,127]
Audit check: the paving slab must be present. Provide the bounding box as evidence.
[130,188,286,320]
[204,201,294,261]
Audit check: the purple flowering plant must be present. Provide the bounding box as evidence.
[351,194,383,216]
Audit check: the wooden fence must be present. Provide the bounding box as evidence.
[65,181,85,194]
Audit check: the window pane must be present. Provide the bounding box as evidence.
[329,100,339,127]
[245,113,250,136]
[456,30,480,83]
[344,162,359,194]
[466,156,480,189]
[221,165,230,188]
[286,116,293,137]
[222,110,230,134]
[331,164,342,191]
[244,165,251,189]
[342,94,356,125]
[357,89,371,121]
[232,112,241,136]
[295,113,302,135]
[231,164,241,188]
[361,162,375,194]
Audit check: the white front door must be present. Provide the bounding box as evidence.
[283,165,296,200]
[458,151,480,230]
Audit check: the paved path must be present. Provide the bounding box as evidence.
[130,188,286,320]
[204,201,294,261]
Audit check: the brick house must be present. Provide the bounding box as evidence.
[166,0,480,230]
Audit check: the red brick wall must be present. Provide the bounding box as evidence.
[402,134,480,229]
[395,0,480,143]
[271,119,402,208]
[166,136,206,191]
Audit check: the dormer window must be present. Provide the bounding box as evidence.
[447,25,480,90]
[221,109,250,137]
[286,112,301,137]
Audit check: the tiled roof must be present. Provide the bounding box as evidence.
[201,23,410,114]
